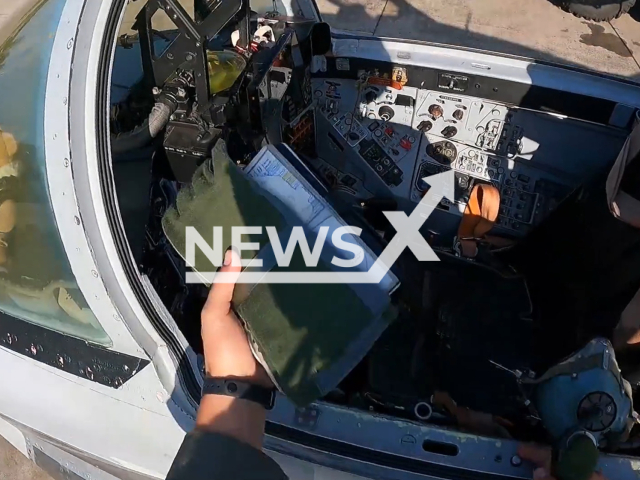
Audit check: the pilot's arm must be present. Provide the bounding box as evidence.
[166,249,287,480]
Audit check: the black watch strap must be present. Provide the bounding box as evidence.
[202,377,276,410]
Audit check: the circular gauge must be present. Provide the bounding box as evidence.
[379,106,395,121]
[441,126,457,138]
[417,120,433,132]
[498,167,505,174]
[511,171,517,178]
[314,89,323,97]
[409,136,416,143]
[469,150,477,158]
[477,126,485,133]
[427,142,457,166]
[367,112,377,119]
[345,117,352,125]
[374,129,382,137]
[428,104,444,119]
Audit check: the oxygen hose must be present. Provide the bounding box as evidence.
[111,101,176,155]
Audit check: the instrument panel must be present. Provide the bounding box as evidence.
[307,78,598,238]
[412,90,513,153]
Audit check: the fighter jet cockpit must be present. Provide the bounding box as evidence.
[108,0,640,471]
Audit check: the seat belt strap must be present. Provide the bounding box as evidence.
[458,183,501,257]
[607,120,640,227]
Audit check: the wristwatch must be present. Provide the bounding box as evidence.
[201,377,276,410]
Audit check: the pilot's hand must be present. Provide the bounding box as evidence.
[517,444,607,480]
[200,248,273,388]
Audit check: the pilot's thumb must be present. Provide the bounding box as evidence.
[204,248,241,315]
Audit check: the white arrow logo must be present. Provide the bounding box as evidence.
[188,170,455,284]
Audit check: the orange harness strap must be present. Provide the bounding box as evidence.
[457,184,501,257]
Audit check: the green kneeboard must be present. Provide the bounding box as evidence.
[163,141,397,405]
